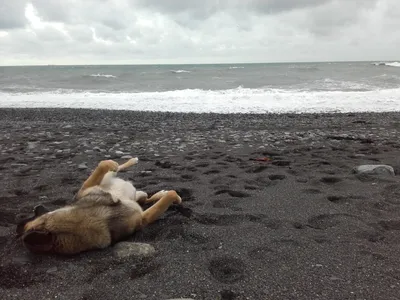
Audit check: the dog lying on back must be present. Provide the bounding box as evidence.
[16,158,182,255]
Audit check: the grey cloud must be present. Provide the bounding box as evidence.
[0,0,28,29]
[306,0,379,37]
[1,0,400,65]
[133,0,331,17]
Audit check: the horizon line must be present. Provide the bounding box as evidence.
[0,59,395,67]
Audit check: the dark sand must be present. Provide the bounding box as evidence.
[1,108,400,300]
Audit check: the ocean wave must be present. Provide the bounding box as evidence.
[228,66,245,69]
[89,74,117,78]
[171,70,191,73]
[372,62,400,67]
[1,87,400,114]
[288,65,319,71]
[312,78,372,91]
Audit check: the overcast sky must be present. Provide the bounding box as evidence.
[0,0,399,65]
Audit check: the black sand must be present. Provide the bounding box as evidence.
[1,108,400,300]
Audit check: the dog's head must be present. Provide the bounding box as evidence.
[16,205,55,253]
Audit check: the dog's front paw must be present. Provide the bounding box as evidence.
[130,157,139,165]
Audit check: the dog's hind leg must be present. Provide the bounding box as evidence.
[76,160,119,198]
[141,191,182,227]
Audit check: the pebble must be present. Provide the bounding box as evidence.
[354,165,395,176]
[27,142,39,149]
[121,155,133,159]
[78,163,88,170]
[46,267,58,273]
[12,255,32,265]
[115,150,124,157]
[0,226,9,243]
[113,242,156,259]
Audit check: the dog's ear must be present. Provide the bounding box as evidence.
[15,205,50,237]
[34,205,49,217]
[22,230,54,253]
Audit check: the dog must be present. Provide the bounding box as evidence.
[16,158,182,255]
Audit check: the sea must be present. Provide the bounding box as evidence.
[1,61,400,114]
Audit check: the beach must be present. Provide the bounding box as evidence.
[1,108,400,300]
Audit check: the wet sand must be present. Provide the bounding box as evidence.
[1,108,400,300]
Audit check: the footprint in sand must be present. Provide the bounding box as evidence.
[195,162,210,168]
[248,246,274,260]
[382,184,400,205]
[302,188,323,194]
[268,174,287,181]
[327,195,348,204]
[245,165,269,173]
[213,198,241,209]
[378,220,400,231]
[194,213,265,226]
[180,174,197,181]
[320,176,343,184]
[307,213,357,230]
[214,189,251,198]
[203,169,221,175]
[174,187,196,202]
[208,256,246,284]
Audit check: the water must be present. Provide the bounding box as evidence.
[1,62,400,113]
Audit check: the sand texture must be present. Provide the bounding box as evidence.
[1,108,400,300]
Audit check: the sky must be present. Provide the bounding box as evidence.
[0,0,399,66]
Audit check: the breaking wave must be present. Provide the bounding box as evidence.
[89,74,117,78]
[171,70,191,73]
[1,86,400,114]
[372,62,400,68]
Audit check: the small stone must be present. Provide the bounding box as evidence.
[93,147,102,152]
[314,264,323,267]
[27,142,39,149]
[330,276,341,281]
[121,155,133,159]
[78,163,88,170]
[113,242,155,259]
[11,163,28,167]
[0,226,10,243]
[12,255,32,265]
[115,151,124,157]
[296,177,308,183]
[354,165,395,176]
[46,267,58,273]
[63,125,72,129]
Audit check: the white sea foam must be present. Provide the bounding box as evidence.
[228,66,245,69]
[372,62,400,67]
[171,70,191,73]
[1,87,400,114]
[90,74,117,78]
[385,62,400,68]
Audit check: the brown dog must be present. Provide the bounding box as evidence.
[16,158,182,255]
